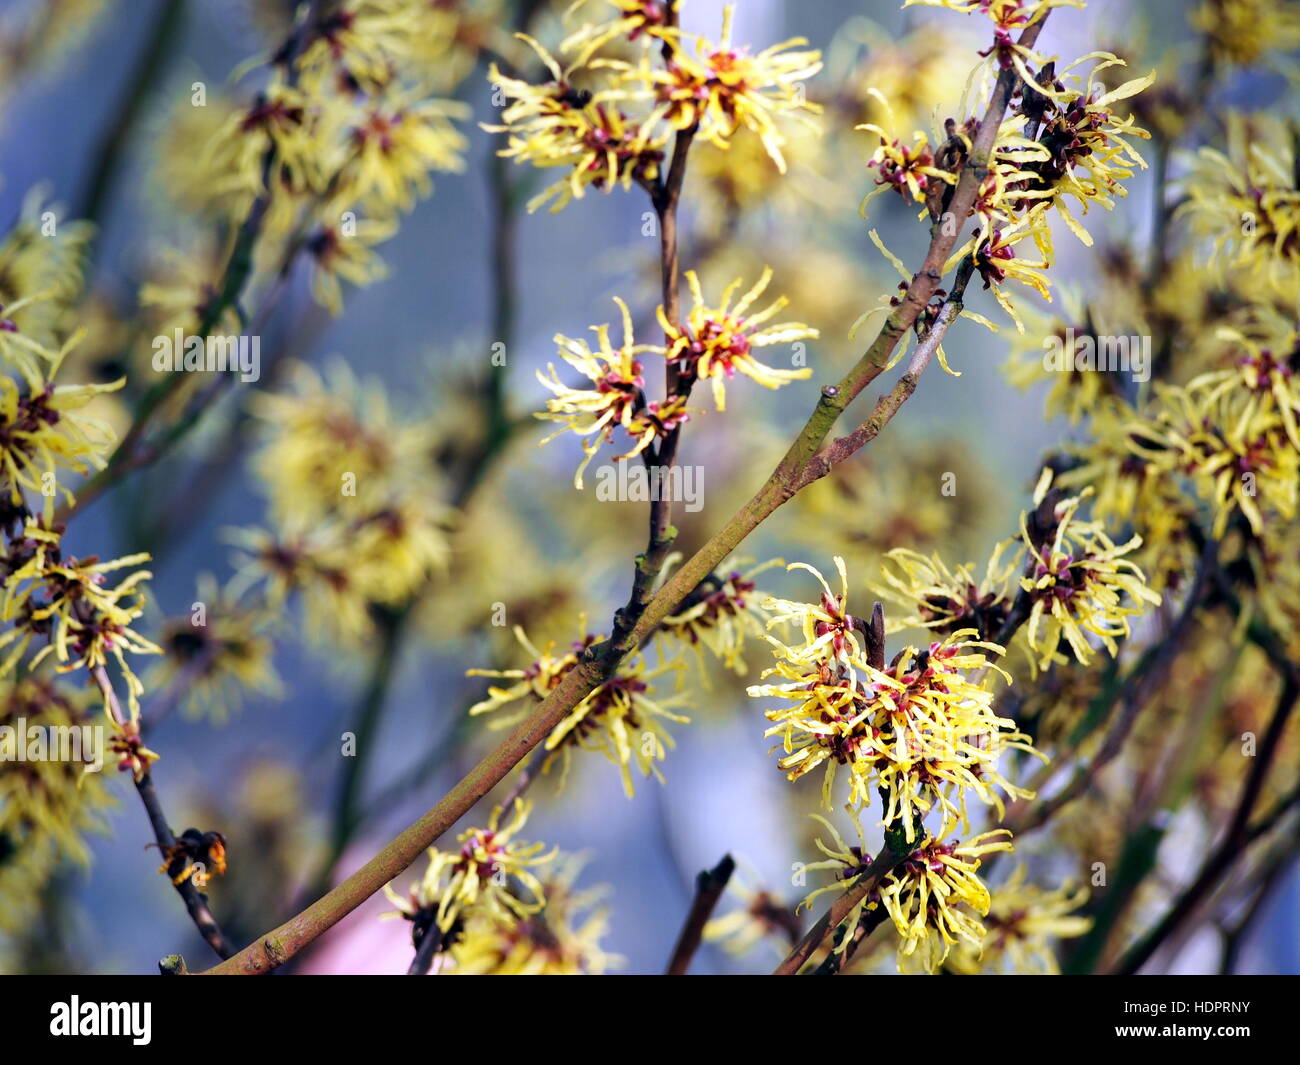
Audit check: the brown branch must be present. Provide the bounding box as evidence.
[93,665,234,961]
[1002,538,1215,836]
[1116,668,1300,973]
[665,853,735,975]
[774,845,902,975]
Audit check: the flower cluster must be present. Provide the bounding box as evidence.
[468,622,690,797]
[227,361,450,644]
[860,26,1153,339]
[488,2,822,214]
[385,799,554,936]
[536,269,814,485]
[750,559,1038,839]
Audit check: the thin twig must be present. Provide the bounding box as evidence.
[665,854,735,975]
[94,665,234,961]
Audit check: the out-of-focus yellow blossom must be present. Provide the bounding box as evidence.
[386,800,555,934]
[147,576,282,723]
[468,622,690,797]
[947,865,1091,973]
[1189,0,1300,71]
[825,20,975,139]
[251,360,430,522]
[224,524,372,644]
[999,292,1131,422]
[792,432,1000,562]
[336,97,469,215]
[152,90,249,220]
[1182,115,1300,297]
[1133,380,1299,539]
[1017,485,1161,671]
[537,296,686,487]
[684,121,824,232]
[1058,400,1199,593]
[236,360,450,642]
[205,79,322,202]
[0,187,92,353]
[0,675,114,931]
[704,866,801,958]
[1188,331,1300,451]
[305,214,396,315]
[137,244,244,338]
[659,267,814,412]
[875,544,1017,641]
[448,853,619,974]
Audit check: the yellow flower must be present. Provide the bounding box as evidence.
[757,628,1034,835]
[1001,55,1153,246]
[0,522,160,715]
[537,296,685,487]
[758,556,867,666]
[659,267,814,412]
[338,96,469,214]
[561,0,680,67]
[1183,114,1300,297]
[638,4,821,172]
[877,824,1014,972]
[968,212,1055,332]
[875,544,1017,640]
[947,865,1091,974]
[1018,486,1161,670]
[485,35,667,214]
[305,214,395,315]
[448,853,619,974]
[469,622,690,797]
[386,799,555,933]
[857,90,957,210]
[0,343,124,520]
[206,79,322,199]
